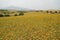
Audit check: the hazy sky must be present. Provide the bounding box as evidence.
[0,0,60,10]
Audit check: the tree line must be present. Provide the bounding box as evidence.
[0,11,24,17]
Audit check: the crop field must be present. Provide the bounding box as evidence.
[0,12,60,40]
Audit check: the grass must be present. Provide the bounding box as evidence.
[0,12,60,40]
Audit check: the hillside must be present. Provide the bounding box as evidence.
[0,6,30,11]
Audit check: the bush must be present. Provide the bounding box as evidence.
[46,11,49,13]
[0,14,3,17]
[50,11,52,13]
[14,14,18,16]
[55,11,57,13]
[19,12,24,16]
[23,11,27,13]
[40,10,43,12]
[36,10,39,12]
[51,12,54,14]
[5,14,10,17]
[59,11,60,13]
[3,12,6,14]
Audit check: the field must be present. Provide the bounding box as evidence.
[0,12,60,40]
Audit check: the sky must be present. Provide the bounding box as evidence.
[0,0,60,10]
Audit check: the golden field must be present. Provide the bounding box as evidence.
[0,12,60,40]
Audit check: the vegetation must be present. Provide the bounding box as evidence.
[0,9,8,11]
[50,11,52,13]
[3,12,6,14]
[40,10,43,12]
[55,11,57,13]
[49,11,55,14]
[4,14,10,17]
[0,14,3,17]
[36,11,39,12]
[14,14,18,16]
[46,11,49,13]
[59,11,60,13]
[0,13,60,40]
[19,12,24,16]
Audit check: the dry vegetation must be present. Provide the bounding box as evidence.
[0,12,60,40]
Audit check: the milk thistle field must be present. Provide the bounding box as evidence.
[0,12,60,40]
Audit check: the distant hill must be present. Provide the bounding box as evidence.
[0,6,31,11]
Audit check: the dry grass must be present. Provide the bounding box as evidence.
[0,12,60,40]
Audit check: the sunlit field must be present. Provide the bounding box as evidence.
[0,12,60,40]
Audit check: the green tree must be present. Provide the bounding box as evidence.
[19,12,24,16]
[59,11,60,13]
[5,14,10,17]
[14,14,18,16]
[55,11,57,13]
[46,11,49,13]
[0,14,3,17]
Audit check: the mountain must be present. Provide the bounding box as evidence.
[0,6,31,11]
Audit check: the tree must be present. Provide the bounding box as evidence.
[0,14,3,17]
[40,10,43,12]
[36,10,39,12]
[46,11,49,13]
[50,11,52,13]
[55,11,57,13]
[59,11,60,13]
[19,12,24,16]
[14,14,18,16]
[5,14,10,17]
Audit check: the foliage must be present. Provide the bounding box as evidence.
[50,11,52,13]
[40,10,43,12]
[0,9,8,11]
[0,14,3,17]
[5,14,10,17]
[19,12,24,16]
[55,11,57,13]
[14,14,18,16]
[46,11,49,13]
[59,11,60,13]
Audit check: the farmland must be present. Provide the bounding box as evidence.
[0,12,60,40]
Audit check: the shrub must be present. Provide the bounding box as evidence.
[0,14,3,17]
[36,10,39,12]
[23,11,27,13]
[51,12,54,14]
[50,11,52,13]
[40,10,43,12]
[46,11,49,13]
[55,11,57,13]
[14,14,18,16]
[19,12,24,16]
[5,14,10,17]
[59,11,60,13]
[3,12,6,14]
